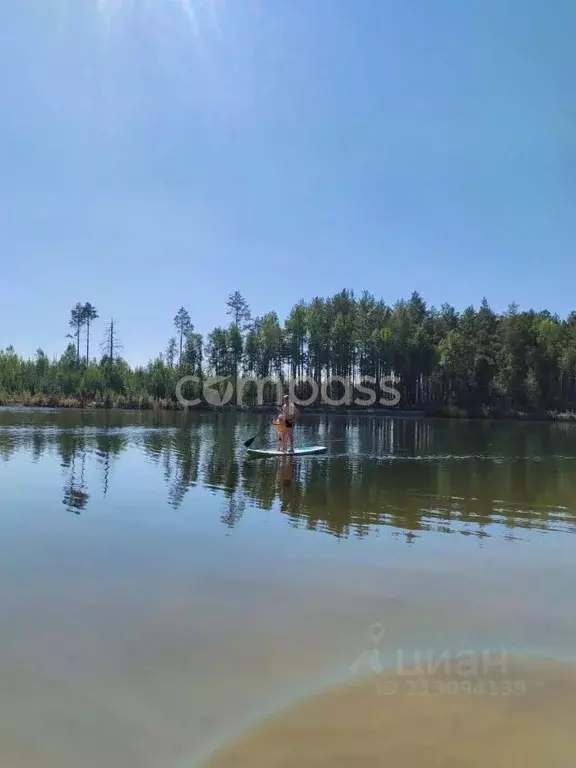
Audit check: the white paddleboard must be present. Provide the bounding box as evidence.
[246,446,326,457]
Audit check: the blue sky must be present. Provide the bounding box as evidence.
[2,0,575,365]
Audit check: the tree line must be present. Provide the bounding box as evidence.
[2,289,576,415]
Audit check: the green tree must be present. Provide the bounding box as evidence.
[285,302,307,379]
[67,302,84,364]
[83,303,98,362]
[306,298,328,389]
[206,327,230,377]
[226,291,251,331]
[181,331,203,375]
[165,337,177,369]
[174,307,192,363]
[225,292,251,403]
[4,291,576,415]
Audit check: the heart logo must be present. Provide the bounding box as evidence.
[203,377,233,407]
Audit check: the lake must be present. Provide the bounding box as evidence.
[2,407,576,767]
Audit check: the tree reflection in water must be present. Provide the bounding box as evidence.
[1,410,576,542]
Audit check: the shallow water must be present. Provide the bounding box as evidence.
[1,408,576,766]
[204,656,576,767]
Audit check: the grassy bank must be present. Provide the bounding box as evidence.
[0,391,422,415]
[0,392,170,411]
[2,392,576,421]
[425,404,576,422]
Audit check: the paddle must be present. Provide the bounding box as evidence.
[243,417,277,448]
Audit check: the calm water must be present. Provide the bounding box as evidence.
[2,408,576,767]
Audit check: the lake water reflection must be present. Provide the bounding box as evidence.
[1,408,576,767]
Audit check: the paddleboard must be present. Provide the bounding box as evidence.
[246,446,326,457]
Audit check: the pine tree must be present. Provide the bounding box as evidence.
[174,307,192,363]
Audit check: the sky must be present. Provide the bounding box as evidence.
[2,0,575,365]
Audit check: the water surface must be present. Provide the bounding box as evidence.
[1,408,576,766]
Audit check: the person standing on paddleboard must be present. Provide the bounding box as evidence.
[279,394,299,452]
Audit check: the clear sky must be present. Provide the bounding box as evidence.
[2,0,575,365]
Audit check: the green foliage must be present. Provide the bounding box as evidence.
[67,302,84,364]
[83,302,99,362]
[2,294,576,413]
[226,291,251,331]
[173,307,192,363]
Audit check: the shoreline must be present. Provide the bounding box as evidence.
[201,651,576,768]
[1,397,576,422]
[193,643,576,768]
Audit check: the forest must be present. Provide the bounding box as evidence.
[2,290,576,417]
